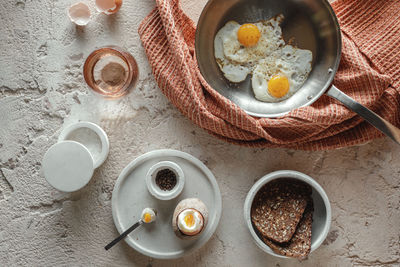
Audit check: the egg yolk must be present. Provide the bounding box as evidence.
[268,75,290,98]
[143,213,152,223]
[184,213,195,227]
[237,24,261,47]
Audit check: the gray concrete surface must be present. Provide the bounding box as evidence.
[0,0,399,266]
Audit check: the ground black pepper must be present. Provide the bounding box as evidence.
[155,169,177,191]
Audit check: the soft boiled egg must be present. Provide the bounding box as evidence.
[177,209,204,236]
[141,208,157,223]
[172,198,208,239]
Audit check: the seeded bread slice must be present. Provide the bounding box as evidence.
[262,200,313,259]
[251,179,311,243]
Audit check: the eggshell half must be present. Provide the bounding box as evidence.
[68,2,91,26]
[95,0,122,15]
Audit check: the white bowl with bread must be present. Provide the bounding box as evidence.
[244,170,331,259]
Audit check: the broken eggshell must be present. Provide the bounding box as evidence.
[68,2,91,26]
[95,0,122,15]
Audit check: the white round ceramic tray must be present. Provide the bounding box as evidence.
[111,149,222,259]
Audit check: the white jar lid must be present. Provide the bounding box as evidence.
[58,121,109,169]
[42,141,94,192]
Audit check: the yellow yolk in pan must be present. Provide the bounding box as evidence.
[268,75,290,98]
[237,24,261,47]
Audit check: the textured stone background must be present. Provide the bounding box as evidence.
[1,0,399,266]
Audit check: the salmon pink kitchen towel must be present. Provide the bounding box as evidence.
[138,0,400,150]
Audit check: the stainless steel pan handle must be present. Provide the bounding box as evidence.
[326,85,400,144]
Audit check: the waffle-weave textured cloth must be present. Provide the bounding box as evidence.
[138,0,400,150]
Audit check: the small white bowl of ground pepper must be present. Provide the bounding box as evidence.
[146,161,185,200]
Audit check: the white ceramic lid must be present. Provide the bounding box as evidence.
[42,141,94,192]
[58,121,109,169]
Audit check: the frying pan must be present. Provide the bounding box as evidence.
[195,0,400,144]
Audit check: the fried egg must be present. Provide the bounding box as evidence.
[214,16,284,82]
[213,15,313,102]
[252,45,312,102]
[177,208,204,236]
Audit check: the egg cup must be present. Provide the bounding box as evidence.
[172,198,209,239]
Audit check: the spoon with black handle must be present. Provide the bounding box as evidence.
[105,208,157,250]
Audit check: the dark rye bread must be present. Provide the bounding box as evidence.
[261,200,314,259]
[251,179,312,243]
